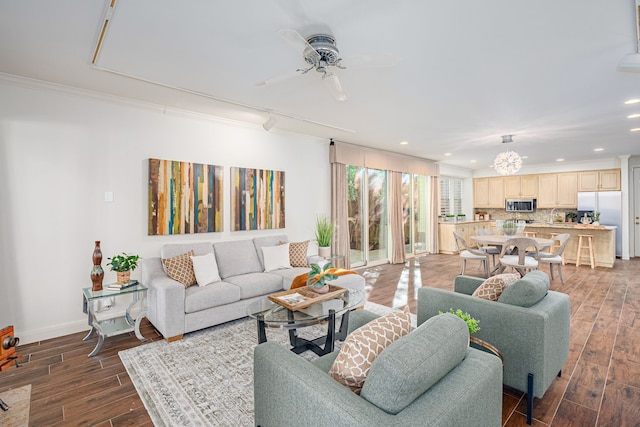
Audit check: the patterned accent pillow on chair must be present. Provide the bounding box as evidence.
[162,250,197,287]
[328,306,412,394]
[472,273,520,301]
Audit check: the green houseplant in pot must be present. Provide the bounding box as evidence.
[439,308,480,335]
[107,253,140,284]
[306,262,338,294]
[315,215,335,258]
[439,308,503,361]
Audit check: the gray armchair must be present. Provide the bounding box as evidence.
[254,311,503,427]
[417,271,570,424]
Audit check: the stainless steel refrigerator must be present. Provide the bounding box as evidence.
[577,191,622,257]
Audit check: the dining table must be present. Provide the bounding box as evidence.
[470,234,554,276]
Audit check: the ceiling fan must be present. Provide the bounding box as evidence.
[257,28,400,102]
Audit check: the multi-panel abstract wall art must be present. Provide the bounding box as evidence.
[148,158,224,235]
[230,167,285,231]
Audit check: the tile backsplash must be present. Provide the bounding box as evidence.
[477,208,579,223]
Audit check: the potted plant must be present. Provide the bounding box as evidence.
[457,213,466,222]
[439,308,480,335]
[592,211,601,225]
[439,308,503,361]
[446,214,455,222]
[107,252,140,284]
[306,262,338,294]
[314,215,335,258]
[566,212,577,223]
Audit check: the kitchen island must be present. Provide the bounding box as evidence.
[524,223,616,268]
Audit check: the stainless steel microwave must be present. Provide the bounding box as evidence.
[505,199,536,212]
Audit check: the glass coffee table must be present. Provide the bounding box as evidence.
[247,288,365,356]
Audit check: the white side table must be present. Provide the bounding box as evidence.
[82,283,147,357]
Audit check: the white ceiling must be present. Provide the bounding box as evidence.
[1,0,639,170]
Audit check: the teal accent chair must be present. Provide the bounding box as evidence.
[418,271,570,425]
[254,310,503,427]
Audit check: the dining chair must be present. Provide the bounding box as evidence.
[498,237,540,276]
[538,233,570,283]
[476,228,500,267]
[453,232,491,278]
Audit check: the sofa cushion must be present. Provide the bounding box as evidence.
[360,313,469,415]
[268,267,311,290]
[328,306,411,394]
[184,281,241,313]
[160,242,214,260]
[253,235,289,269]
[190,252,222,286]
[262,243,292,272]
[472,273,520,301]
[162,250,197,287]
[222,272,283,299]
[213,240,263,279]
[498,270,550,307]
[289,241,310,267]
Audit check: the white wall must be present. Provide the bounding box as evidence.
[0,77,331,344]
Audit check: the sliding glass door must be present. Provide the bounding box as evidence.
[347,165,389,267]
[367,168,388,264]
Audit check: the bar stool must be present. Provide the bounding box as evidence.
[549,233,565,265]
[576,234,595,269]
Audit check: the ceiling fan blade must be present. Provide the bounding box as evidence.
[277,28,321,63]
[341,53,401,70]
[255,70,301,87]
[323,72,348,102]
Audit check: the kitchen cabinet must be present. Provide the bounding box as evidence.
[473,177,504,208]
[438,221,492,254]
[504,175,538,199]
[537,173,578,208]
[577,169,621,191]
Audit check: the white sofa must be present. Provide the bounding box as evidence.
[141,234,366,341]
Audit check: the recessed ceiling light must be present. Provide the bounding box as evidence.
[625,99,640,105]
[556,158,565,162]
[470,160,477,163]
[400,141,409,145]
[628,114,640,119]
[444,153,452,156]
[631,128,640,132]
[594,148,604,152]
[521,156,529,159]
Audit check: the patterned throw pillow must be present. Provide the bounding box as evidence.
[472,273,520,301]
[329,306,412,394]
[162,250,197,288]
[289,241,309,267]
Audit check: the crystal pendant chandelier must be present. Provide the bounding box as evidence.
[493,135,522,175]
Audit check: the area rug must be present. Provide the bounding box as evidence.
[119,302,407,427]
[0,384,31,427]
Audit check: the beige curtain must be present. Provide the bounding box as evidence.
[331,162,350,268]
[428,176,440,253]
[389,171,406,264]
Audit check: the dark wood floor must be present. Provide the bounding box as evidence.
[1,254,639,426]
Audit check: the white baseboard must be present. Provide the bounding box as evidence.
[16,320,89,346]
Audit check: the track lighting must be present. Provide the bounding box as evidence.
[263,115,277,131]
